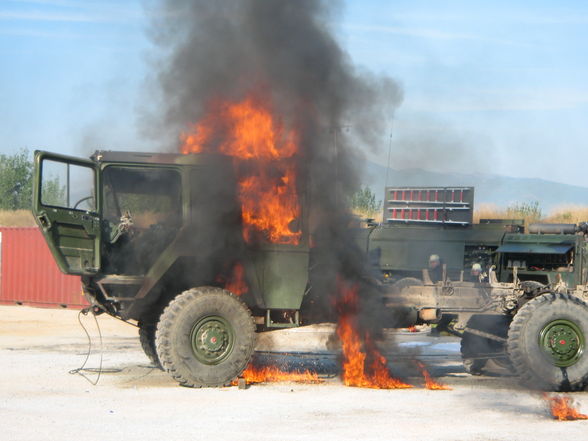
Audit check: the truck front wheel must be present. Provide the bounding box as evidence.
[508,292,588,391]
[156,286,255,387]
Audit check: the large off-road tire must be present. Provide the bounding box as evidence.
[461,315,510,376]
[138,322,161,368]
[156,287,255,388]
[508,292,588,391]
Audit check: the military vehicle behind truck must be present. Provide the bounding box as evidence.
[361,186,588,390]
[367,186,588,290]
[33,156,588,391]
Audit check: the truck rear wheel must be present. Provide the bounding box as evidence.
[508,292,588,391]
[156,286,255,388]
[138,321,161,368]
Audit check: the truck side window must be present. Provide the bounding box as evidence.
[41,159,95,211]
[102,166,181,274]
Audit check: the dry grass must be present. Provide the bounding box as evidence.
[0,210,36,227]
[473,203,507,223]
[474,204,588,225]
[544,205,588,224]
[352,208,383,223]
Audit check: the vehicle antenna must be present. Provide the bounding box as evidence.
[384,121,394,190]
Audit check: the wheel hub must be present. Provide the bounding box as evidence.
[539,319,585,367]
[190,316,234,365]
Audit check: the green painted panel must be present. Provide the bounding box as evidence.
[246,245,310,310]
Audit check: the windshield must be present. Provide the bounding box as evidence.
[103,166,181,228]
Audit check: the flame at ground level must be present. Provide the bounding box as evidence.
[416,361,451,390]
[234,364,322,385]
[335,282,412,389]
[544,394,588,421]
[336,317,412,389]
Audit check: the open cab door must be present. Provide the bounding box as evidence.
[32,151,101,275]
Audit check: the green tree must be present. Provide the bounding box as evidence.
[41,176,67,207]
[0,149,33,210]
[351,186,382,219]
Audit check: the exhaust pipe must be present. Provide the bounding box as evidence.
[528,223,579,235]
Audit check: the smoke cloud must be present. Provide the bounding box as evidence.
[142,0,403,330]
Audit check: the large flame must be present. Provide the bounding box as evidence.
[180,95,301,245]
[235,364,321,385]
[336,282,412,389]
[544,394,588,421]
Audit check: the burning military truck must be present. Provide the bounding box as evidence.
[33,148,316,387]
[33,153,588,391]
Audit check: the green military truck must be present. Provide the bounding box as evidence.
[33,154,588,391]
[32,150,311,388]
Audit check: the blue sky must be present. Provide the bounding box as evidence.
[1,0,587,187]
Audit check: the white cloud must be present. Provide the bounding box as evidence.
[0,27,78,38]
[344,23,527,47]
[0,10,98,22]
[0,1,144,24]
[403,88,588,113]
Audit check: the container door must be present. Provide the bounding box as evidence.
[32,151,101,275]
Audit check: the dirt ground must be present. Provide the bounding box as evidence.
[1,305,587,441]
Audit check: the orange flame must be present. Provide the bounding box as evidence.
[234,364,321,385]
[180,95,301,245]
[406,325,418,333]
[336,282,412,389]
[544,394,588,421]
[225,262,248,296]
[416,361,451,390]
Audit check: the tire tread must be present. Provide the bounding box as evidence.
[508,292,588,391]
[155,286,255,388]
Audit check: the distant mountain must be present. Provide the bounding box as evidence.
[363,161,588,211]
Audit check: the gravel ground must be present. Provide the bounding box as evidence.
[1,304,587,441]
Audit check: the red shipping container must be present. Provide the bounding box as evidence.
[0,227,87,308]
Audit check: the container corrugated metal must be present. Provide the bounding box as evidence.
[0,227,86,308]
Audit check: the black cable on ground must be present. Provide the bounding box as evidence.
[68,308,104,385]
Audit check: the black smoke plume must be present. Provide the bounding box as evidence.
[144,0,402,330]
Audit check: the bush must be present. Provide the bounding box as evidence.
[506,201,542,225]
[0,149,33,210]
[351,187,382,219]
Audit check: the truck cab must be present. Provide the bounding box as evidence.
[33,150,311,387]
